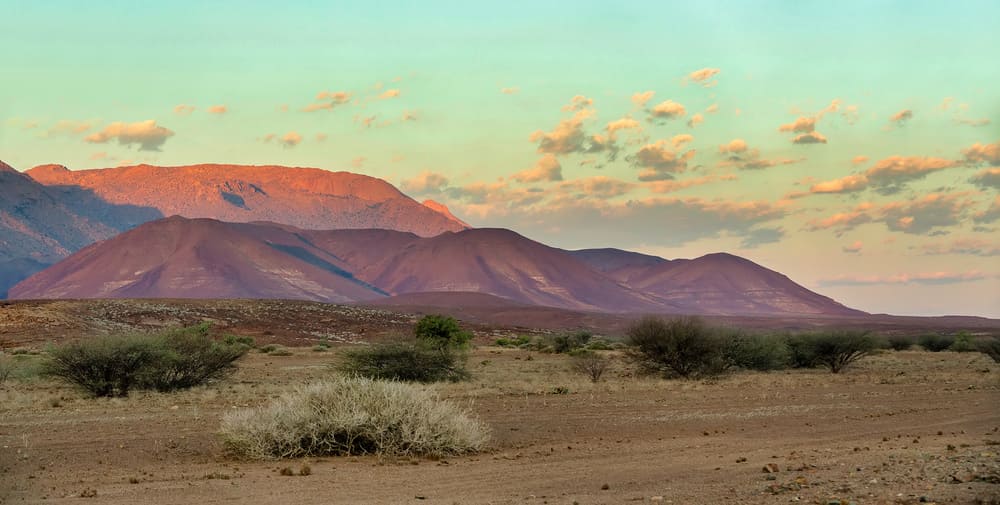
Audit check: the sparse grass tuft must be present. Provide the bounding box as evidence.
[570,350,611,382]
[219,376,490,459]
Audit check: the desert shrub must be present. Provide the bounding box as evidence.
[800,330,879,374]
[138,326,248,392]
[918,333,954,352]
[223,335,256,349]
[626,316,726,378]
[45,325,247,397]
[495,335,532,348]
[549,331,592,354]
[339,342,468,383]
[0,359,10,385]
[948,332,977,353]
[723,333,790,371]
[219,377,490,459]
[414,315,472,350]
[784,334,820,368]
[257,344,279,353]
[584,337,618,351]
[570,350,611,382]
[977,337,1000,363]
[886,335,913,351]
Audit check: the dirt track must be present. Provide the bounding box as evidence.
[2,347,998,504]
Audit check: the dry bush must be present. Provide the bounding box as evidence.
[219,376,490,459]
[339,342,469,383]
[570,351,611,382]
[626,316,726,378]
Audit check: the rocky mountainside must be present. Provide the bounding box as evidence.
[25,163,468,236]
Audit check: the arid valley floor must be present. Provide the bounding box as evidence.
[2,300,999,504]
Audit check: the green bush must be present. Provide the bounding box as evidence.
[549,331,592,354]
[495,335,532,348]
[220,377,490,459]
[886,335,913,351]
[785,334,820,368]
[723,333,790,371]
[948,332,978,352]
[339,342,468,383]
[45,325,248,397]
[414,314,473,350]
[787,330,880,373]
[0,359,11,385]
[977,337,1000,363]
[625,316,726,378]
[223,335,256,348]
[918,334,954,352]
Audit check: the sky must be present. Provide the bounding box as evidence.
[1,0,998,317]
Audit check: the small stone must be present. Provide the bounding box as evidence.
[601,483,610,490]
[650,497,664,502]
[763,463,780,473]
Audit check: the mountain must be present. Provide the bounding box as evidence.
[0,161,141,296]
[9,217,386,302]
[25,163,467,237]
[626,252,863,316]
[10,216,861,316]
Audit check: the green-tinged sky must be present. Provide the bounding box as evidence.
[1,0,998,316]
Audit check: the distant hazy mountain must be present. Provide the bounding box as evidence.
[25,163,468,236]
[12,216,864,316]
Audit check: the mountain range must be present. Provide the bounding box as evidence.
[9,215,863,316]
[2,160,865,316]
[0,162,466,295]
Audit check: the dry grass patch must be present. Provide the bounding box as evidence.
[219,376,490,459]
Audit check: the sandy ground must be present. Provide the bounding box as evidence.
[1,346,998,505]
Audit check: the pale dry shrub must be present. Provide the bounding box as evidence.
[219,376,490,459]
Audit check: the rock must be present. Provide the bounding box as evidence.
[763,463,780,473]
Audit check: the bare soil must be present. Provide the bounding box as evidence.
[2,344,998,504]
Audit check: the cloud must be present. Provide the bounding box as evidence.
[89,151,110,161]
[315,133,328,142]
[956,118,991,127]
[969,168,1000,190]
[921,238,1000,257]
[628,140,695,181]
[973,196,1000,224]
[842,241,863,253]
[649,100,686,120]
[717,139,798,171]
[810,174,870,194]
[739,227,784,248]
[401,110,418,122]
[818,271,990,287]
[778,116,816,133]
[865,156,957,194]
[806,203,875,233]
[687,113,704,128]
[791,132,827,144]
[963,141,1000,166]
[84,120,174,151]
[400,171,450,195]
[671,134,694,148]
[378,89,401,100]
[279,131,302,148]
[605,117,641,135]
[304,91,352,112]
[888,109,913,126]
[351,157,366,168]
[880,192,974,234]
[851,155,869,165]
[174,104,195,116]
[207,105,227,114]
[718,139,748,154]
[500,87,519,95]
[556,176,635,198]
[561,95,594,112]
[705,104,719,114]
[513,154,563,183]
[687,68,720,87]
[631,91,655,108]
[47,120,93,137]
[529,108,593,155]
[646,174,738,194]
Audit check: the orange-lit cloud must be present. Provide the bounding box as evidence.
[718,138,748,154]
[818,271,991,287]
[47,120,93,137]
[649,100,686,120]
[718,139,798,171]
[778,116,816,133]
[530,108,593,155]
[888,109,913,126]
[921,238,1000,257]
[304,91,352,112]
[378,89,401,100]
[810,174,869,194]
[173,104,195,115]
[629,140,695,181]
[687,113,704,128]
[842,241,863,253]
[84,120,174,151]
[500,87,519,95]
[970,168,1000,190]
[792,132,827,144]
[963,141,1000,166]
[207,105,227,114]
[851,155,869,165]
[645,174,737,194]
[865,156,957,194]
[880,192,973,234]
[631,90,655,107]
[671,134,694,148]
[279,131,302,148]
[687,67,720,87]
[973,196,1000,224]
[561,95,594,112]
[513,154,563,183]
[400,171,450,195]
